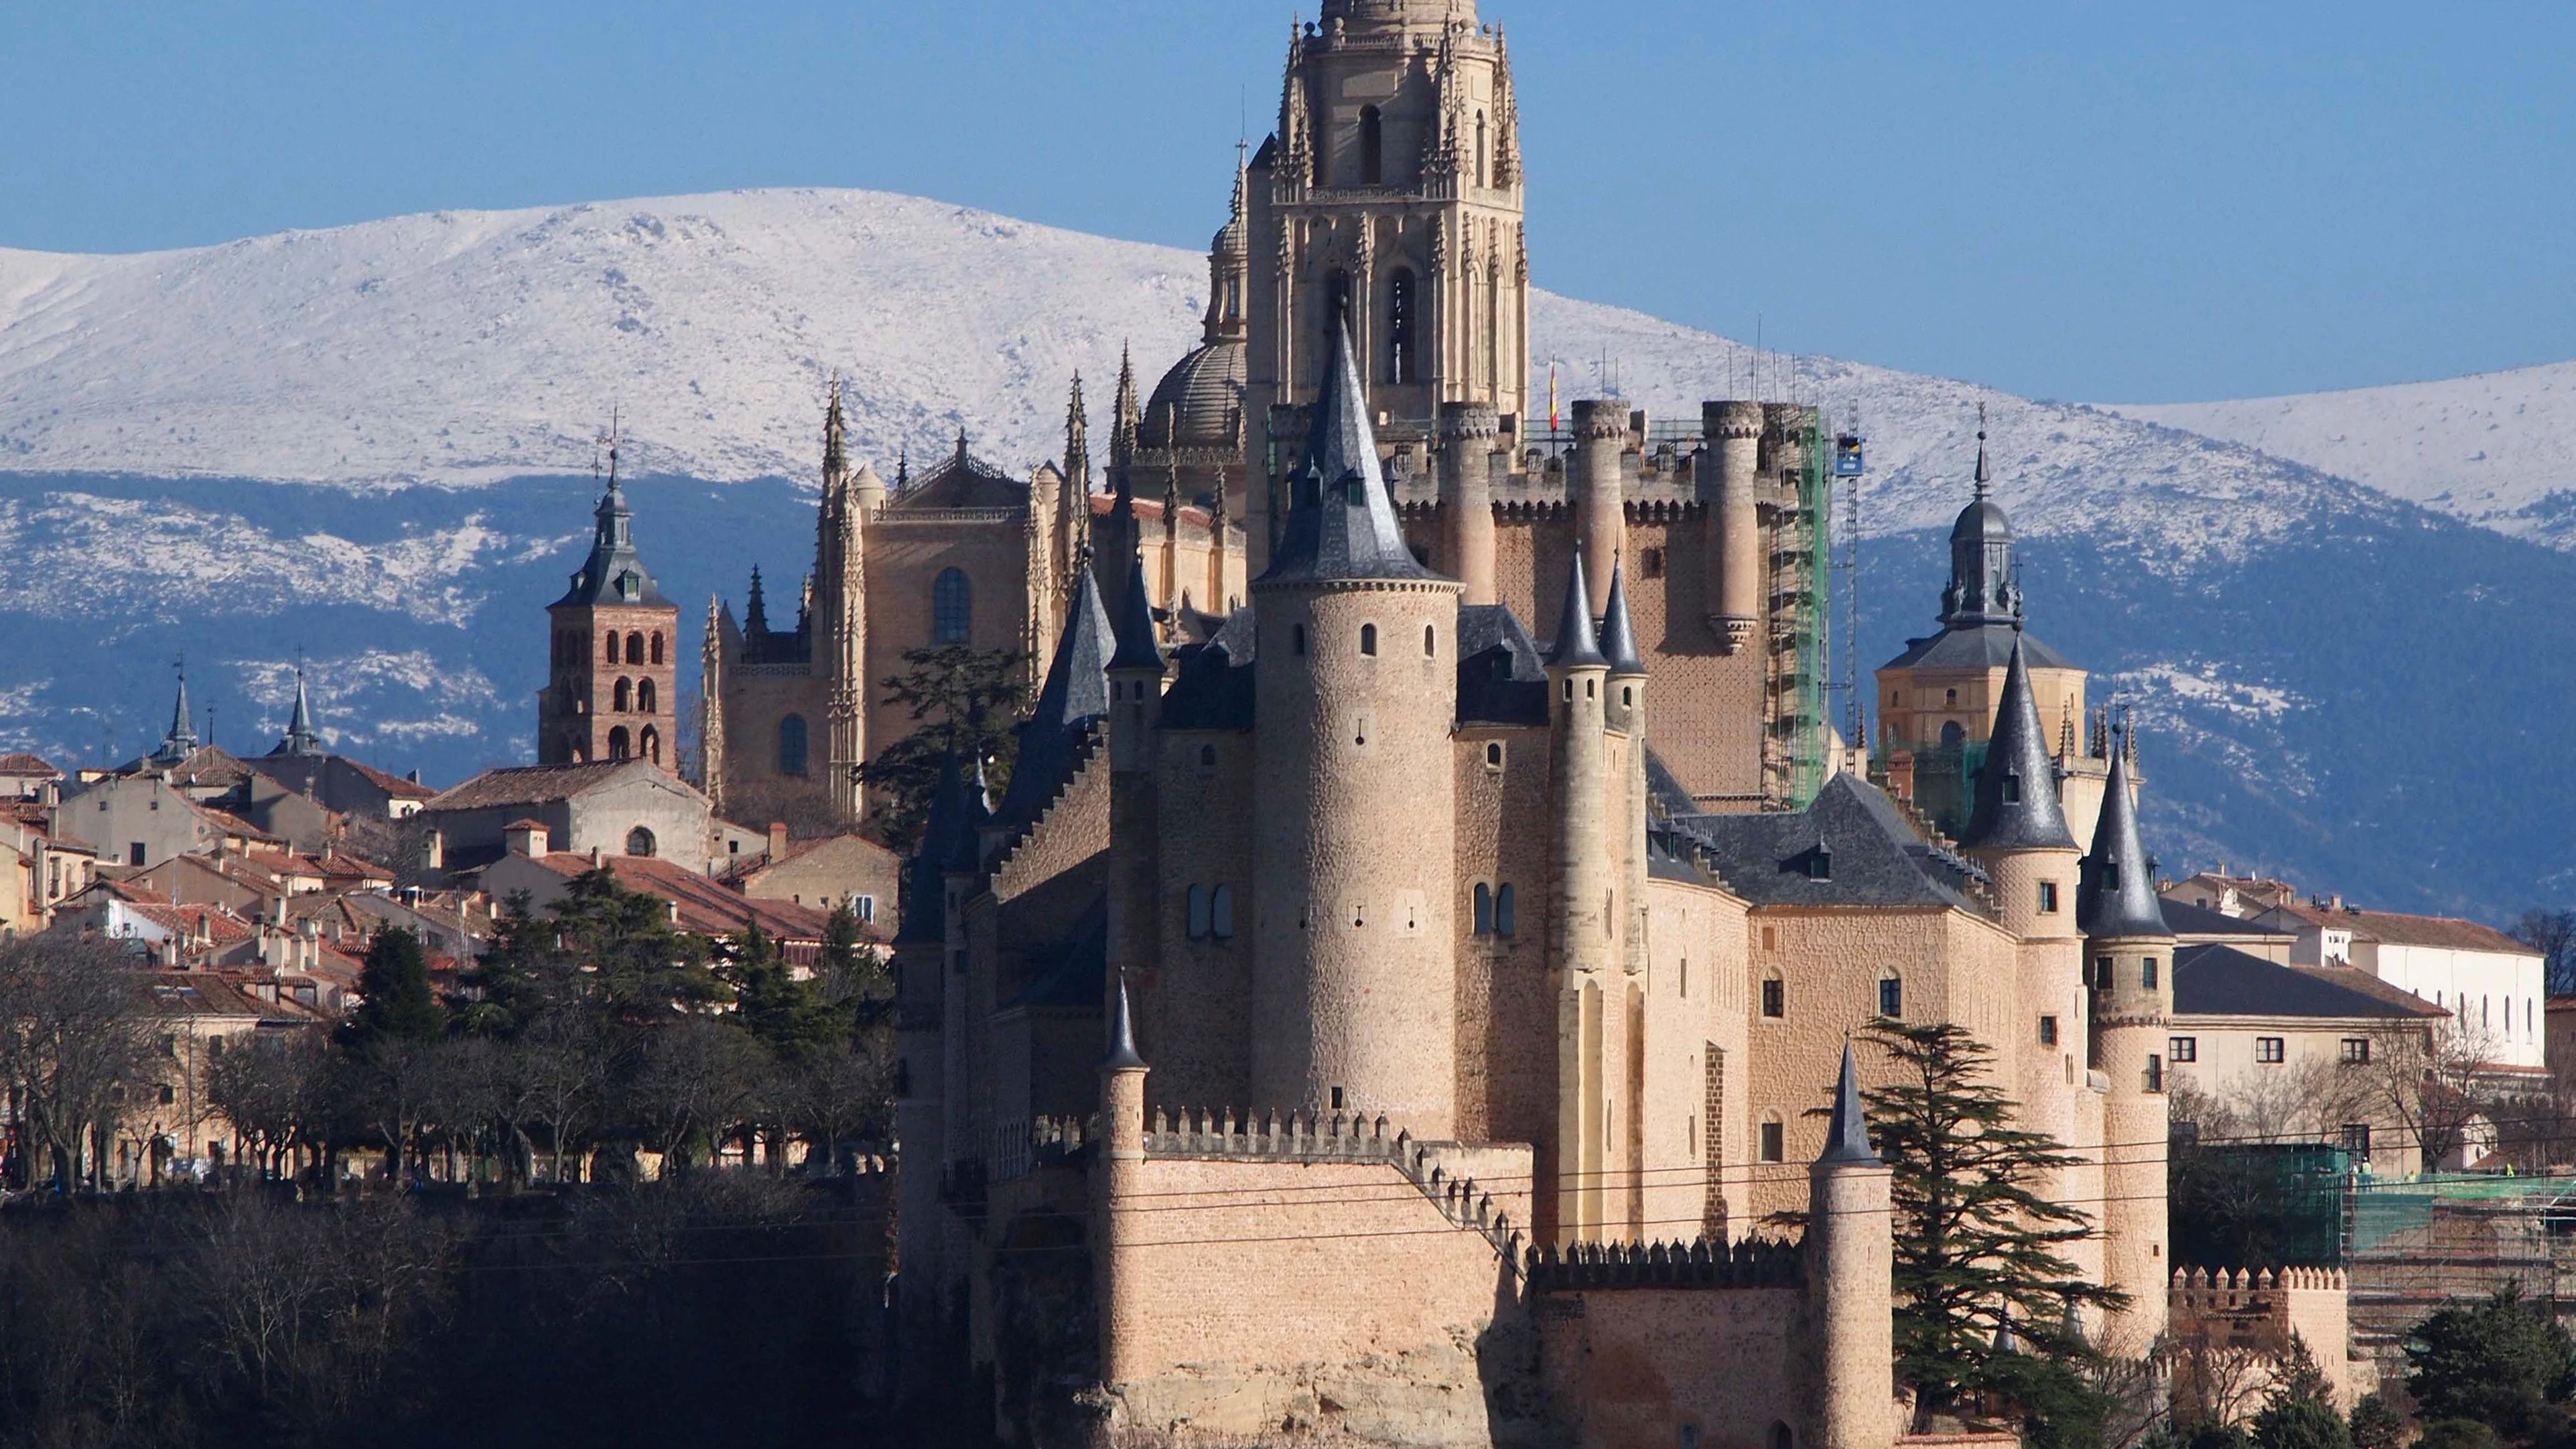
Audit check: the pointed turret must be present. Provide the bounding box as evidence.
[281,668,322,756]
[1110,345,1141,470]
[1819,1040,1879,1166]
[1065,373,1092,496]
[1546,551,1607,669]
[2077,736,2170,941]
[998,565,1114,827]
[1601,559,1645,677]
[154,667,200,764]
[551,441,672,609]
[1259,316,1434,585]
[823,374,848,481]
[1104,969,1146,1071]
[896,752,990,947]
[745,565,771,638]
[1109,548,1163,675]
[1957,638,2074,851]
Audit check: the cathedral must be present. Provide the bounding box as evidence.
[861,5,2177,1446]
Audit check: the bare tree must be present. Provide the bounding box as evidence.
[633,1018,768,1176]
[773,1031,895,1177]
[0,937,164,1191]
[206,1030,333,1180]
[513,1007,620,1184]
[2348,1018,2498,1170]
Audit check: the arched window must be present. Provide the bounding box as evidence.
[564,734,586,764]
[1495,883,1517,938]
[1211,885,1234,940]
[650,631,665,665]
[1187,884,1211,941]
[1424,623,1436,657]
[626,826,657,858]
[613,678,632,713]
[641,725,661,764]
[626,632,645,665]
[1198,744,1217,769]
[1359,623,1377,656]
[1388,269,1416,383]
[933,567,972,643]
[778,714,810,777]
[1940,719,1966,749]
[1475,111,1488,187]
[1292,623,1307,656]
[605,634,620,666]
[1358,105,1383,185]
[608,726,631,760]
[1485,742,1503,768]
[637,678,657,715]
[1474,883,1493,936]
[1769,1423,1793,1449]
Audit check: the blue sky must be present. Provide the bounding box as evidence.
[5,0,2570,403]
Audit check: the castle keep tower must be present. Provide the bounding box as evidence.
[1246,0,1527,572]
[539,453,679,772]
[1249,319,1464,1135]
[2080,736,2173,1347]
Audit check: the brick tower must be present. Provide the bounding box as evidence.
[538,445,679,771]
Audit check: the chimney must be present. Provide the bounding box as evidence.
[406,769,421,784]
[590,845,603,868]
[767,822,789,861]
[666,899,680,926]
[504,820,549,858]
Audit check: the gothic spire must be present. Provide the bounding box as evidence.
[2077,730,2171,941]
[1973,401,1991,502]
[1546,550,1607,669]
[283,665,322,757]
[1110,344,1141,468]
[155,663,199,763]
[1601,558,1645,677]
[1065,373,1091,495]
[1957,637,2074,852]
[746,565,770,637]
[823,373,848,480]
[1819,1040,1879,1166]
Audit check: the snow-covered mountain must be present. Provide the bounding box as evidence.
[2104,362,2576,549]
[2,188,2571,922]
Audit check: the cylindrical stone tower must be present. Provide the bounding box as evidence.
[1546,553,1613,1241]
[1806,1044,1897,1449]
[2080,740,2173,1351]
[1706,400,1765,652]
[1438,401,1500,606]
[1249,319,1463,1136]
[1572,400,1628,617]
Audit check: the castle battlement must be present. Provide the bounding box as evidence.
[1523,1235,1804,1294]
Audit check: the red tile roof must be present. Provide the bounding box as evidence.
[531,853,833,943]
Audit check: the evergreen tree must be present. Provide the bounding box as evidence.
[1844,1019,2126,1427]
[2404,1285,2576,1438]
[858,643,1026,845]
[724,924,849,1065]
[2250,1337,2351,1449]
[2345,1395,2405,1449]
[344,926,442,1049]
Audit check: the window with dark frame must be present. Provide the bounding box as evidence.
[2256,1036,2285,1064]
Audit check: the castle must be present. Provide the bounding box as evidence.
[685,2,2183,1442]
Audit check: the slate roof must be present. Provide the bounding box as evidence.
[551,480,673,610]
[1601,561,1645,677]
[998,567,1114,827]
[2076,746,2169,939]
[1676,773,1990,913]
[888,437,1026,511]
[1456,604,1550,726]
[1546,553,1608,668]
[1108,549,1165,674]
[1160,614,1258,730]
[2173,944,2451,1021]
[1956,638,2075,852]
[1258,317,1437,586]
[896,753,990,946]
[1880,624,2076,672]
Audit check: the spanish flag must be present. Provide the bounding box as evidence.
[1548,364,1559,433]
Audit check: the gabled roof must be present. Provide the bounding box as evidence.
[521,852,834,942]
[2260,902,2535,956]
[424,760,690,814]
[1456,604,1550,726]
[0,752,60,777]
[2161,897,2294,938]
[887,438,1026,511]
[1160,610,1258,731]
[1678,773,1990,914]
[2173,943,2450,1021]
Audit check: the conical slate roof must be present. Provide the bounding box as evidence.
[1108,548,1164,674]
[894,752,991,945]
[1601,559,1645,677]
[1546,552,1607,669]
[1258,316,1436,586]
[551,474,673,610]
[155,671,200,763]
[1103,970,1146,1071]
[2076,738,2171,941]
[997,567,1114,826]
[1819,1040,1880,1166]
[1957,637,2074,852]
[277,670,322,756]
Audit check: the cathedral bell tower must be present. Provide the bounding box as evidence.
[539,435,679,773]
[1245,0,1528,574]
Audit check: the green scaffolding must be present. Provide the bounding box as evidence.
[1773,409,1832,810]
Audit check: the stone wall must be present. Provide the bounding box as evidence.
[2169,1267,2358,1416]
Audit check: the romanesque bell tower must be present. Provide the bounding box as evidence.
[539,450,679,773]
[1245,0,1527,573]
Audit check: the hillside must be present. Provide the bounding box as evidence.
[2106,362,2576,549]
[1,188,2569,921]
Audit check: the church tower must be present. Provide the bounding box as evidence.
[1245,0,1527,572]
[539,441,679,772]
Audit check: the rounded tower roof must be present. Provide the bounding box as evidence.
[1951,496,2013,546]
[1139,341,1246,453]
[1322,0,1476,30]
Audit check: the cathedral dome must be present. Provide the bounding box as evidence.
[1950,496,2012,545]
[1139,338,1246,452]
[1323,0,1475,29]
